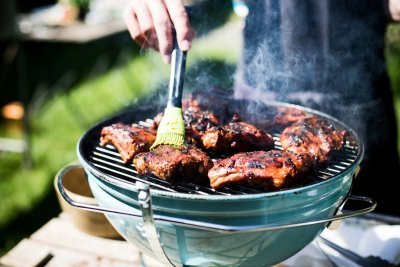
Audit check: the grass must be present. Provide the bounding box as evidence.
[0,56,154,253]
[1,17,400,255]
[387,25,400,97]
[386,24,400,152]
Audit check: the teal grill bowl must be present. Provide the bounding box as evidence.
[58,100,374,266]
[86,166,354,266]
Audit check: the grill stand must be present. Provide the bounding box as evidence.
[137,182,175,266]
[57,164,377,267]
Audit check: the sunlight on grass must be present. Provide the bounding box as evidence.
[0,58,157,229]
[386,24,400,97]
[386,24,400,152]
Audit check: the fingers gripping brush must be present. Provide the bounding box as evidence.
[151,37,187,149]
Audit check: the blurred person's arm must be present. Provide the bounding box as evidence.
[389,0,400,21]
[124,0,195,64]
[386,0,400,21]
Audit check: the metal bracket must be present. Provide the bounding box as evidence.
[137,182,175,267]
[57,168,376,234]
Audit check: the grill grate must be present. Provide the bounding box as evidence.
[88,120,359,196]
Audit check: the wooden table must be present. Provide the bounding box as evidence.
[0,213,286,267]
[2,212,398,267]
[0,213,162,267]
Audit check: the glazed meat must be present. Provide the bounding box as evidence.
[100,123,156,163]
[183,97,219,130]
[280,117,348,162]
[133,145,213,184]
[150,112,164,130]
[183,109,219,143]
[208,150,314,189]
[182,96,203,112]
[201,117,274,154]
[152,98,219,144]
[274,107,312,126]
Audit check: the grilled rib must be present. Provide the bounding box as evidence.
[208,150,314,189]
[133,145,213,185]
[183,109,219,144]
[274,107,312,126]
[280,117,348,162]
[100,123,156,163]
[151,97,219,144]
[201,116,274,154]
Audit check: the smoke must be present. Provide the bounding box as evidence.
[184,60,235,93]
[139,1,390,144]
[234,0,389,140]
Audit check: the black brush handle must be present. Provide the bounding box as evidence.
[167,32,187,108]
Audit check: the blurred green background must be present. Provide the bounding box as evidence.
[1,3,400,256]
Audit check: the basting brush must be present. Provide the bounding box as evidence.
[150,36,187,149]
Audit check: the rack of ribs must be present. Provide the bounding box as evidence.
[133,145,213,185]
[100,123,156,163]
[201,116,274,154]
[280,117,348,163]
[273,107,312,127]
[183,108,220,144]
[151,97,219,145]
[208,150,314,189]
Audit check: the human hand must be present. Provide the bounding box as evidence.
[124,0,195,64]
[389,0,400,21]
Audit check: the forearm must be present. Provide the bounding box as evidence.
[386,0,400,22]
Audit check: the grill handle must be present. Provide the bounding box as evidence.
[167,30,186,108]
[57,168,376,234]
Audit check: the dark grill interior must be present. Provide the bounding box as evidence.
[87,119,359,196]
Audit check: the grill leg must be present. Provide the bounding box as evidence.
[137,182,176,267]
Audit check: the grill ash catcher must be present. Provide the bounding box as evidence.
[57,100,377,267]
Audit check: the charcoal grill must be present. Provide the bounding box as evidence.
[58,100,376,267]
[90,131,357,195]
